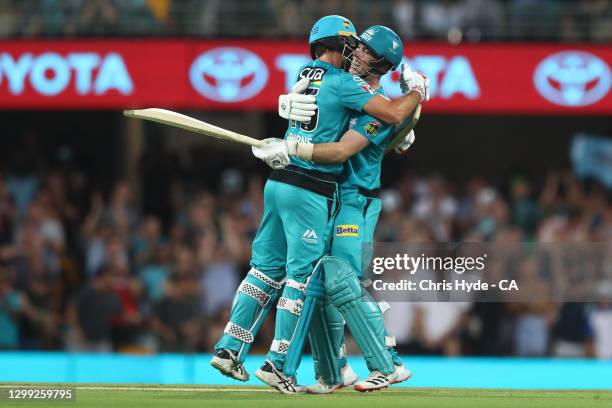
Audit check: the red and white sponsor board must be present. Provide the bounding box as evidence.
[0,40,610,114]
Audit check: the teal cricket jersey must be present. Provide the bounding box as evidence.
[285,60,378,175]
[340,87,394,190]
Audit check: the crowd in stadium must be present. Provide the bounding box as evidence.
[0,0,610,41]
[1,136,611,359]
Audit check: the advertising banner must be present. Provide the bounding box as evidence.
[0,40,610,113]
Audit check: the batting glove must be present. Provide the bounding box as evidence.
[393,129,416,154]
[399,64,430,102]
[252,138,290,169]
[278,78,318,123]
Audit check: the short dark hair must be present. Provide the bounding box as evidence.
[312,44,328,58]
[309,36,343,59]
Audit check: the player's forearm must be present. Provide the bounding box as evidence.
[311,143,351,163]
[388,91,421,124]
[287,140,348,163]
[282,132,366,165]
[363,90,422,125]
[288,134,366,164]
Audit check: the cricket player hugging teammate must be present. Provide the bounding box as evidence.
[210,15,430,394]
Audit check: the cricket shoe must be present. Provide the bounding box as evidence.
[391,364,413,384]
[306,378,343,394]
[341,363,360,387]
[255,360,305,395]
[306,363,359,394]
[210,348,249,382]
[354,371,392,392]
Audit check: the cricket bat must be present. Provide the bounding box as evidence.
[123,108,265,148]
[385,103,421,154]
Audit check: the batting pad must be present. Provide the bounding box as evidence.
[323,256,395,375]
[215,268,283,362]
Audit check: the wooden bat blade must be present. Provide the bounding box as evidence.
[123,108,265,148]
[385,104,421,154]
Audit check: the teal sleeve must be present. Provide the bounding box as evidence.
[338,74,377,112]
[350,114,392,146]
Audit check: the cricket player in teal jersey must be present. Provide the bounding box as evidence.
[307,27,420,393]
[254,26,428,393]
[211,15,426,394]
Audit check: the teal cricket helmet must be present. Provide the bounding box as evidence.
[308,15,357,60]
[358,25,403,74]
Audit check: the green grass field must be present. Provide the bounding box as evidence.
[1,385,611,408]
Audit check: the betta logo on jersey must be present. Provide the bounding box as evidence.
[534,51,611,107]
[190,47,269,102]
[336,225,359,237]
[365,120,381,136]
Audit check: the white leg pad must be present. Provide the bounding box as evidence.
[249,268,285,290]
[239,281,271,308]
[285,279,307,293]
[224,322,254,343]
[277,297,303,316]
[270,339,291,355]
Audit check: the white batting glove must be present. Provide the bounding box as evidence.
[393,129,415,154]
[252,138,290,169]
[399,64,430,102]
[278,78,318,123]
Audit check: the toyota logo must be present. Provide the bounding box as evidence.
[534,51,611,107]
[190,47,269,102]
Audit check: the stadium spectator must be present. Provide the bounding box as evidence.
[0,176,18,259]
[102,236,144,350]
[413,301,471,356]
[421,0,467,38]
[391,0,416,39]
[18,257,62,350]
[552,303,591,358]
[78,0,120,35]
[150,273,202,351]
[462,0,504,39]
[132,216,165,268]
[412,175,458,241]
[0,0,18,37]
[66,270,122,352]
[0,267,27,350]
[509,256,557,357]
[138,243,172,305]
[200,244,239,317]
[509,177,542,238]
[588,281,612,360]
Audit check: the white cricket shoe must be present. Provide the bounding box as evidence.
[341,363,359,387]
[391,364,413,384]
[210,348,249,382]
[255,360,305,394]
[354,371,392,392]
[305,363,359,394]
[306,378,343,394]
